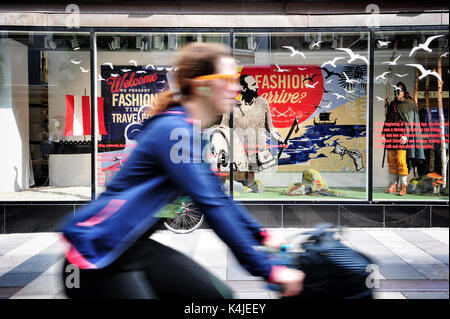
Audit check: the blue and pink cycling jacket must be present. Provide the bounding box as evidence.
[58,105,276,280]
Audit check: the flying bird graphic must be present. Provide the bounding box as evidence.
[409,35,445,57]
[382,55,401,66]
[335,48,369,64]
[395,73,409,78]
[70,60,82,64]
[321,57,344,68]
[80,67,89,73]
[405,64,442,81]
[319,67,342,79]
[275,64,289,72]
[129,59,138,66]
[332,93,346,100]
[377,40,391,48]
[375,71,391,81]
[303,74,320,83]
[281,46,306,58]
[311,41,323,50]
[305,82,319,89]
[103,62,114,69]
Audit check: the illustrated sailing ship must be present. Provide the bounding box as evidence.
[314,112,336,125]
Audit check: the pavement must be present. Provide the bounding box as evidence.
[0,227,448,299]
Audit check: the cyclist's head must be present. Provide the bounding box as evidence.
[151,43,239,116]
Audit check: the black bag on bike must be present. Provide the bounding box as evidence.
[279,224,374,299]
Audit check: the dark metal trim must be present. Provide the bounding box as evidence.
[0,25,448,33]
[368,30,375,203]
[89,30,97,201]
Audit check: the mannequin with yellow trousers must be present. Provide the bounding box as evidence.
[382,82,425,196]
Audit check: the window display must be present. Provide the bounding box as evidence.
[0,32,92,201]
[228,33,369,200]
[0,29,447,203]
[95,33,230,197]
[373,31,449,200]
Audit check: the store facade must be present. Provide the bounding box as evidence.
[0,1,448,232]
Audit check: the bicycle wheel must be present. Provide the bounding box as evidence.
[163,202,204,234]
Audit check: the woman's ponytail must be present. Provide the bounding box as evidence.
[149,90,179,116]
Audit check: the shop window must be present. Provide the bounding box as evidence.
[373,31,449,200]
[95,33,230,198]
[0,32,91,201]
[230,32,369,200]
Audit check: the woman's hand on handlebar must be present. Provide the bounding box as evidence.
[269,266,305,297]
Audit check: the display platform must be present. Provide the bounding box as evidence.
[237,187,448,201]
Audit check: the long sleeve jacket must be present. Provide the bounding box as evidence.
[58,106,275,279]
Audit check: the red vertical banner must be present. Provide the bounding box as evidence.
[82,95,91,135]
[64,95,75,136]
[97,97,107,135]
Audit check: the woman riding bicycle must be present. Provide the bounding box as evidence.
[59,42,304,299]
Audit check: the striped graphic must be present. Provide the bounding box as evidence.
[64,95,107,136]
[76,199,126,227]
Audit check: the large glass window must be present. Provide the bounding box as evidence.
[0,31,91,201]
[373,30,449,201]
[230,32,369,200]
[94,32,230,197]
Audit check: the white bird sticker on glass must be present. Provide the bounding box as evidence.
[281,46,306,58]
[395,73,408,78]
[375,71,390,81]
[136,70,147,74]
[103,62,114,69]
[405,64,442,81]
[321,57,344,68]
[409,35,444,57]
[146,64,155,70]
[275,64,289,72]
[376,96,384,101]
[332,93,345,100]
[80,67,89,73]
[310,41,323,50]
[377,40,391,48]
[305,82,319,89]
[335,48,369,64]
[129,59,138,66]
[121,69,132,72]
[70,60,82,64]
[382,55,401,66]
